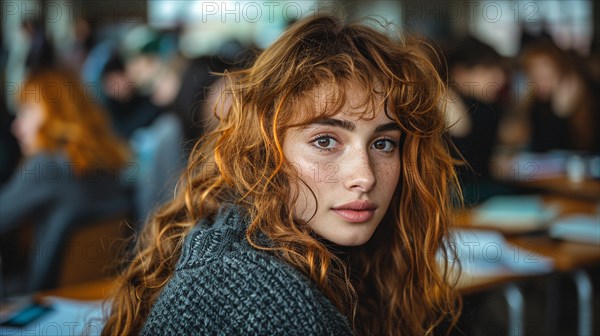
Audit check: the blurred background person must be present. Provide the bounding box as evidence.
[445,37,511,203]
[500,38,597,153]
[0,68,133,292]
[172,49,231,149]
[115,28,187,225]
[21,18,55,71]
[180,39,259,149]
[586,42,600,152]
[100,51,162,139]
[4,18,55,114]
[59,17,98,75]
[1,89,21,185]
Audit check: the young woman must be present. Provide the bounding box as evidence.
[504,39,597,152]
[1,68,132,291]
[103,15,461,335]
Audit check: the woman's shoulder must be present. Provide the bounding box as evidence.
[15,152,126,186]
[21,151,70,167]
[175,204,308,288]
[175,203,249,269]
[142,204,352,335]
[10,152,72,184]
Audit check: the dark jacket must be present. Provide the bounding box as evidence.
[0,152,132,291]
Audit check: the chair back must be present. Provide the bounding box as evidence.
[57,216,130,287]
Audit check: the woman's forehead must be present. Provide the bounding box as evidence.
[287,81,386,125]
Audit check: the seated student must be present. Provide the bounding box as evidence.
[0,68,133,292]
[445,37,509,203]
[516,39,596,153]
[103,15,462,335]
[100,52,163,139]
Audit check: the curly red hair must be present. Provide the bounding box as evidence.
[103,15,461,335]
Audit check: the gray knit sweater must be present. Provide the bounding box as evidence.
[140,204,353,335]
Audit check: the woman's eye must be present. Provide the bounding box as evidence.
[372,139,397,152]
[311,136,338,150]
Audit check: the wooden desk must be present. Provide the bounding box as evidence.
[455,194,599,335]
[507,236,600,272]
[36,278,117,301]
[455,195,598,293]
[490,150,600,200]
[455,194,598,234]
[518,177,600,200]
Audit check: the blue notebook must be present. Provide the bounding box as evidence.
[472,195,558,233]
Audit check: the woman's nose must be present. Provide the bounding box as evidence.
[342,150,376,192]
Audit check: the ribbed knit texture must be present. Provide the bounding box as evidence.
[140,204,353,335]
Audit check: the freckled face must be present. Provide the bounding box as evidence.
[282,87,402,246]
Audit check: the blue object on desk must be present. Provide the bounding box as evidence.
[472,195,558,233]
[549,214,600,245]
[448,229,554,276]
[0,297,104,336]
[0,303,53,328]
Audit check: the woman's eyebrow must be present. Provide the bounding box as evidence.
[374,122,401,133]
[308,119,401,133]
[311,118,356,131]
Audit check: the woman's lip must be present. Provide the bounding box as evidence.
[332,200,377,211]
[331,209,375,223]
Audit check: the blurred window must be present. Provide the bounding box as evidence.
[468,0,593,56]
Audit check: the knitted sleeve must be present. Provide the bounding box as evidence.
[140,250,353,335]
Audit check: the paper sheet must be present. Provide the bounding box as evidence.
[0,297,105,336]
